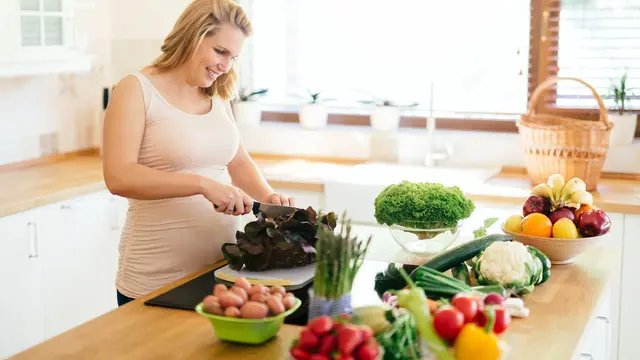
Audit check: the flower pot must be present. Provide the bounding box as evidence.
[299,103,328,129]
[370,106,400,131]
[608,113,637,146]
[232,101,262,127]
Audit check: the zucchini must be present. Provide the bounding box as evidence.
[527,246,551,284]
[410,234,512,279]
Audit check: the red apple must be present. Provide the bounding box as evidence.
[522,195,552,217]
[548,207,576,225]
[577,208,611,237]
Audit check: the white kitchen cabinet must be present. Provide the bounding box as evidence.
[0,189,123,359]
[616,214,640,360]
[0,207,47,359]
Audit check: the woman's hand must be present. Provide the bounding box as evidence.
[264,193,295,207]
[201,178,253,216]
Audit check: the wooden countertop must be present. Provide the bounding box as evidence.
[10,240,617,360]
[1,152,640,217]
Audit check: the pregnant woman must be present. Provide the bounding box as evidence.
[102,0,293,306]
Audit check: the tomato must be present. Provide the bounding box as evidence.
[299,328,319,349]
[290,345,311,360]
[475,306,512,335]
[359,325,374,342]
[337,325,364,354]
[309,354,330,360]
[308,315,334,336]
[433,306,465,340]
[451,295,480,323]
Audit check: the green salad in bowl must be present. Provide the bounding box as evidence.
[374,181,475,254]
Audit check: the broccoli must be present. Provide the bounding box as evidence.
[374,181,475,229]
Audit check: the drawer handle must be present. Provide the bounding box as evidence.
[27,222,39,258]
[579,354,593,359]
[596,316,611,360]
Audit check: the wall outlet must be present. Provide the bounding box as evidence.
[39,132,60,156]
[50,132,60,154]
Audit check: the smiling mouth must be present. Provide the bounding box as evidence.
[206,67,222,79]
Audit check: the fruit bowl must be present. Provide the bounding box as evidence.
[195,298,301,344]
[500,224,608,265]
[389,221,462,255]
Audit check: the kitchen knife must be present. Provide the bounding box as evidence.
[251,201,299,218]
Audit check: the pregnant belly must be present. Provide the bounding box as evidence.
[121,195,241,277]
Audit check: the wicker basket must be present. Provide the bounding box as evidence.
[517,77,613,191]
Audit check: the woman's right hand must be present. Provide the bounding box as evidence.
[201,178,253,216]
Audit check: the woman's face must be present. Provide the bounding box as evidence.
[189,23,246,88]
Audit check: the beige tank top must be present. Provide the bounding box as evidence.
[115,71,242,299]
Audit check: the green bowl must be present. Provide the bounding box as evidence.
[195,298,302,345]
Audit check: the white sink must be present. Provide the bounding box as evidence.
[324,162,501,224]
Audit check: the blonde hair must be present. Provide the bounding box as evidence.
[150,0,252,99]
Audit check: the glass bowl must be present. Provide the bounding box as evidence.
[389,221,462,255]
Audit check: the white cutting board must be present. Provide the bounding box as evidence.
[214,263,316,290]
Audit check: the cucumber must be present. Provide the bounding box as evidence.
[410,234,512,279]
[527,246,551,284]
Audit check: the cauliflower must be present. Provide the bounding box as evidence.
[472,241,544,295]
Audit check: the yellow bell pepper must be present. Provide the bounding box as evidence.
[454,307,501,360]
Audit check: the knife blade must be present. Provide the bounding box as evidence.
[251,201,300,218]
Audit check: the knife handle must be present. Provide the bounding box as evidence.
[252,201,261,215]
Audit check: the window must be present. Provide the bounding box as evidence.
[239,0,640,130]
[243,0,531,117]
[20,0,65,47]
[536,0,640,111]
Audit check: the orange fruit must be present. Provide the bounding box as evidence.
[521,213,553,238]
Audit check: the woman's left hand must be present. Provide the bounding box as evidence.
[265,192,295,207]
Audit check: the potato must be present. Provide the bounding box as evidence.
[218,292,244,308]
[284,292,295,298]
[230,286,248,302]
[234,277,251,292]
[270,286,286,296]
[266,297,285,316]
[240,301,269,319]
[213,283,228,297]
[250,293,271,303]
[202,295,224,316]
[282,296,296,310]
[271,292,283,300]
[248,284,269,296]
[224,306,241,318]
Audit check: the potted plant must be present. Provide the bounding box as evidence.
[299,90,333,129]
[232,88,268,127]
[359,98,419,131]
[374,181,475,255]
[604,71,637,146]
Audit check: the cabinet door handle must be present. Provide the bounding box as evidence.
[579,354,593,359]
[597,316,611,360]
[27,222,39,258]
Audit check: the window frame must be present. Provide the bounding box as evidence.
[18,0,75,62]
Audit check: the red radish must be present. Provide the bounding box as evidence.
[230,286,248,302]
[234,277,251,292]
[333,355,355,360]
[337,325,363,354]
[483,293,504,306]
[451,295,479,323]
[318,334,337,354]
[213,283,228,297]
[290,346,311,360]
[356,341,380,360]
[433,306,464,340]
[299,328,319,350]
[308,316,334,336]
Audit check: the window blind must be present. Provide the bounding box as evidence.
[548,0,640,110]
[244,0,531,115]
